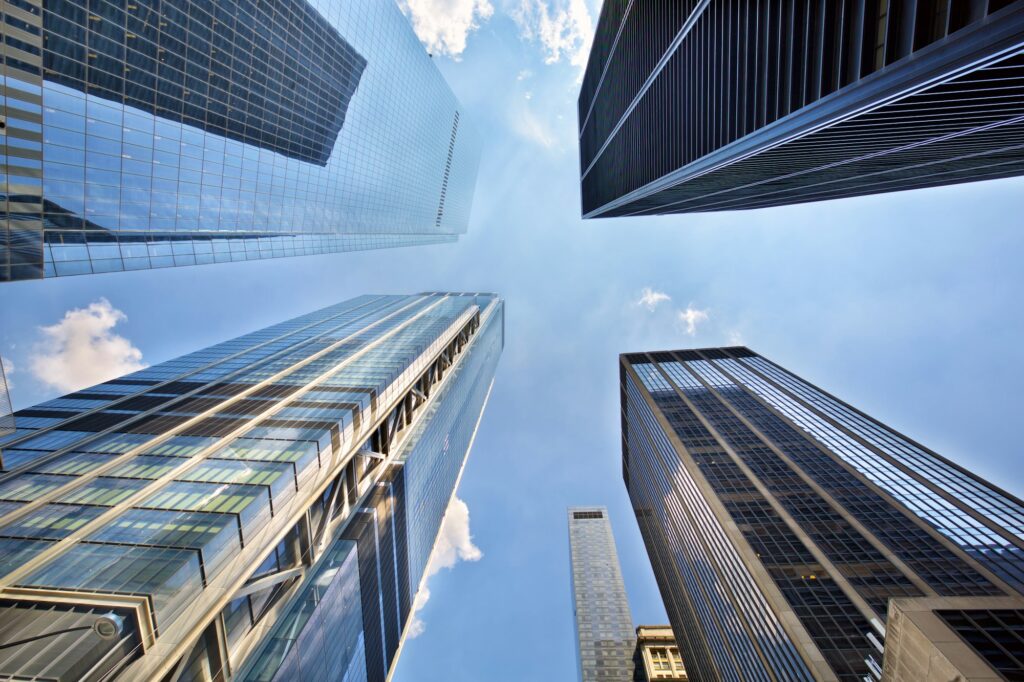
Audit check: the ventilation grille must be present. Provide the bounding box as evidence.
[436,111,460,228]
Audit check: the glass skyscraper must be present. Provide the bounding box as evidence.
[579,2,1024,217]
[0,359,12,436]
[620,347,1024,682]
[1,0,480,281]
[568,507,636,682]
[0,292,503,681]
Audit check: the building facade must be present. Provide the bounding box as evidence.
[579,2,1024,217]
[1,0,480,281]
[620,347,1024,681]
[0,291,503,681]
[569,507,637,681]
[883,595,1024,681]
[633,626,686,682]
[0,358,12,436]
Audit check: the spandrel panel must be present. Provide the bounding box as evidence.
[0,473,78,502]
[139,480,271,546]
[55,477,150,506]
[0,537,55,577]
[87,508,241,583]
[19,542,203,630]
[0,504,105,540]
[214,438,321,486]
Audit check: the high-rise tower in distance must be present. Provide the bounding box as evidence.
[620,347,1024,681]
[0,0,480,281]
[569,507,637,682]
[0,292,503,681]
[579,2,1024,217]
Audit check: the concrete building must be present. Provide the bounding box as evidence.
[633,626,686,682]
[883,596,1024,681]
[620,346,1024,681]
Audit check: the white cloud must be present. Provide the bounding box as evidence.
[30,299,146,393]
[679,306,710,336]
[727,330,744,345]
[511,0,594,68]
[408,496,482,637]
[636,287,671,311]
[399,0,494,58]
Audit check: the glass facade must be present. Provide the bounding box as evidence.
[0,358,12,436]
[0,292,503,682]
[579,2,1024,217]
[621,347,1024,682]
[1,0,481,281]
[936,608,1024,678]
[568,507,636,682]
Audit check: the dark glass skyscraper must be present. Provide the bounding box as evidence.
[1,0,480,281]
[0,292,503,681]
[568,507,636,681]
[620,347,1024,681]
[579,2,1024,217]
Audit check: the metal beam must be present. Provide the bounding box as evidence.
[312,472,346,552]
[234,567,305,599]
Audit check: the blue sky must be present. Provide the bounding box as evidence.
[3,1,1024,680]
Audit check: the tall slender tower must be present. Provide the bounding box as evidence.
[620,347,1024,682]
[0,0,480,281]
[579,2,1024,217]
[568,507,637,681]
[0,292,503,681]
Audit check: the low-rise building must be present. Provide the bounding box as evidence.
[633,626,686,681]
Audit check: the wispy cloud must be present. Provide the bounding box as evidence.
[510,0,594,68]
[511,105,557,148]
[679,306,710,336]
[399,0,494,58]
[408,497,483,637]
[30,299,146,393]
[636,287,671,311]
[727,330,744,345]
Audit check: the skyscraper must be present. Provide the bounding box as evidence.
[0,292,503,681]
[579,2,1024,217]
[620,347,1024,681]
[568,507,636,681]
[0,359,12,436]
[1,0,480,281]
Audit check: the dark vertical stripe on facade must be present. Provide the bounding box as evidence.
[392,472,413,626]
[344,509,387,682]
